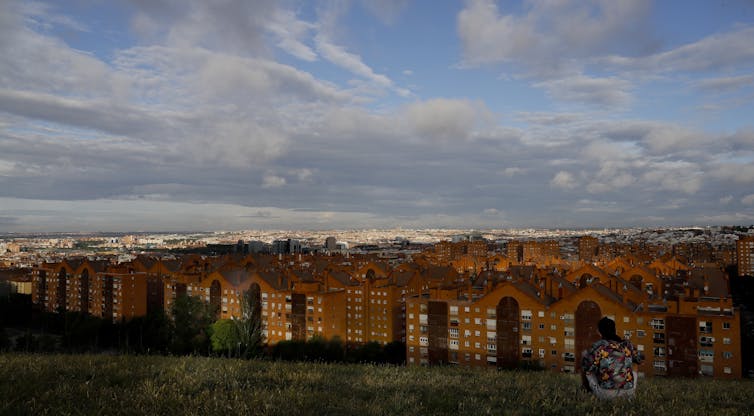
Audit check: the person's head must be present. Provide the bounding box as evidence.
[598,316,621,341]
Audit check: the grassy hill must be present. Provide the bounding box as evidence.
[1,354,752,415]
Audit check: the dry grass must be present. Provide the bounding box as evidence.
[1,353,752,415]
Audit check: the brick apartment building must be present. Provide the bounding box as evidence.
[29,244,744,379]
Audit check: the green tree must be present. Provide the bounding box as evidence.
[211,319,239,356]
[170,294,216,355]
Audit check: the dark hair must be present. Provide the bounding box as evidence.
[598,317,622,342]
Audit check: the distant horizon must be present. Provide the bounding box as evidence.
[2,224,752,238]
[2,1,753,232]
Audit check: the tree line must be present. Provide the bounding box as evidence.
[0,291,405,365]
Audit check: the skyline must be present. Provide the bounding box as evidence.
[2,0,754,232]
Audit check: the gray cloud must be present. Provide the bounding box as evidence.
[457,0,655,71]
[535,75,632,107]
[695,75,754,93]
[0,0,752,231]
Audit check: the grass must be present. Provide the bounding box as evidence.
[1,353,752,416]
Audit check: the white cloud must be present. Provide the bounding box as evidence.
[742,194,754,205]
[314,34,409,96]
[499,167,525,177]
[603,26,754,74]
[267,10,318,61]
[551,171,578,190]
[262,174,286,189]
[719,195,733,205]
[642,161,703,195]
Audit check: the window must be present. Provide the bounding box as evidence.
[538,323,545,330]
[538,311,545,318]
[563,327,574,337]
[698,349,714,362]
[723,352,733,359]
[653,360,666,371]
[650,319,665,330]
[653,332,665,344]
[700,336,714,347]
[521,310,532,320]
[653,347,665,357]
[636,330,646,338]
[723,337,732,345]
[449,328,459,338]
[699,321,713,334]
[723,322,731,330]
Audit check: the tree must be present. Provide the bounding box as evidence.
[233,288,264,358]
[170,294,216,355]
[211,319,239,356]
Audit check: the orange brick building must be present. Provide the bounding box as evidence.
[28,245,744,379]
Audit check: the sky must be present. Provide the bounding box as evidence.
[1,0,754,232]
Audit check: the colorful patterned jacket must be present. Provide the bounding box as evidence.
[582,339,640,390]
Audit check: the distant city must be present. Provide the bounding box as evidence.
[2,226,751,269]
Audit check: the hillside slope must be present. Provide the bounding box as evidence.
[1,354,752,415]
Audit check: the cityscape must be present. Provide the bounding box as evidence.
[2,0,754,413]
[2,226,753,380]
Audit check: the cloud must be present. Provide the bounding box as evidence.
[719,195,733,205]
[457,0,654,71]
[550,171,578,190]
[404,98,493,141]
[314,34,409,96]
[603,26,754,74]
[262,174,286,189]
[267,10,318,61]
[742,194,754,205]
[359,0,409,24]
[535,75,632,107]
[499,167,525,177]
[712,163,754,184]
[129,0,278,55]
[482,208,504,217]
[515,112,582,126]
[642,161,703,195]
[695,75,754,93]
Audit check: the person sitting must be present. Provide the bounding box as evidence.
[581,316,641,400]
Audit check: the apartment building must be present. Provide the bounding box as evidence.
[736,236,754,277]
[28,248,744,379]
[405,259,741,379]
